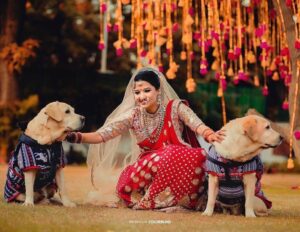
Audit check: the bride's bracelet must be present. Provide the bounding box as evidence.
[66,132,83,143]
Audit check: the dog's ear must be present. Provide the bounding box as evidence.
[243,117,258,141]
[44,102,63,122]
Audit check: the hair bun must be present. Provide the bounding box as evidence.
[134,70,160,89]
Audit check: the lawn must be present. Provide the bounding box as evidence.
[0,165,300,232]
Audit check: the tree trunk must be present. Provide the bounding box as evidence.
[0,0,25,163]
[0,0,25,106]
[273,0,300,161]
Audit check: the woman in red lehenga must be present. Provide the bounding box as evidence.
[68,67,223,209]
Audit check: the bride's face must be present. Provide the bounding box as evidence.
[133,80,160,113]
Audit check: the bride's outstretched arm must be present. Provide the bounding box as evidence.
[82,132,103,143]
[65,131,103,144]
[65,109,135,144]
[178,102,224,143]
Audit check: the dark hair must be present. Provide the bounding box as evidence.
[134,70,160,90]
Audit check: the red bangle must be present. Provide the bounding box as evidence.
[77,132,82,143]
[66,132,82,143]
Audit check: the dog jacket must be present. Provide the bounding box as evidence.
[4,133,65,202]
[205,145,272,208]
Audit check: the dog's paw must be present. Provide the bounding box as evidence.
[62,200,76,207]
[23,201,34,207]
[202,209,214,216]
[245,209,256,218]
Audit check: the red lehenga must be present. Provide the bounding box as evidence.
[117,100,207,209]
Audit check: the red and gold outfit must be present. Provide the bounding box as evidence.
[97,99,211,209]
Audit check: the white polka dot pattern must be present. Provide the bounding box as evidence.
[116,100,207,209]
[117,144,206,209]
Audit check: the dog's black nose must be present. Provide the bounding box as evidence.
[279,135,283,140]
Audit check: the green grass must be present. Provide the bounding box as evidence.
[0,166,300,232]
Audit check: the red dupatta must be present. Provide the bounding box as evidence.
[138,100,200,153]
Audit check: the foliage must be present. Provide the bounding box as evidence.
[0,95,39,161]
[23,0,135,72]
[0,39,39,73]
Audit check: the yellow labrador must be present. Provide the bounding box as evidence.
[26,101,84,145]
[5,101,84,207]
[202,115,282,217]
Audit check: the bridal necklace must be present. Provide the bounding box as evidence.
[142,104,166,143]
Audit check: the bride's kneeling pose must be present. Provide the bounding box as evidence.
[67,67,223,209]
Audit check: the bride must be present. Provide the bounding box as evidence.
[67,66,224,209]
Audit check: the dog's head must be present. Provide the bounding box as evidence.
[26,101,85,145]
[214,115,282,162]
[241,115,282,149]
[43,101,85,132]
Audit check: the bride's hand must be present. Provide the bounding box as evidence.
[207,130,226,143]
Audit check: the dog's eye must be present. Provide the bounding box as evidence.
[65,109,70,114]
[266,125,270,129]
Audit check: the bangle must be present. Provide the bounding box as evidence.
[77,132,83,143]
[66,132,83,143]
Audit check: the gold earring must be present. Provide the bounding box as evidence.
[157,94,162,105]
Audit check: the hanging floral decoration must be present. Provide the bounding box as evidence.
[97,0,300,127]
[99,1,298,101]
[97,0,300,168]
